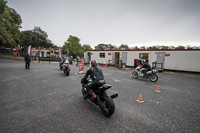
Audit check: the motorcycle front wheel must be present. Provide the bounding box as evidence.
[149,74,158,82]
[132,71,138,79]
[99,95,115,117]
[82,88,88,99]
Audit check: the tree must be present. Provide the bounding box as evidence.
[118,44,129,50]
[140,46,146,50]
[175,45,185,49]
[159,45,170,49]
[21,27,57,48]
[169,46,175,49]
[82,44,93,52]
[0,1,22,48]
[147,46,158,50]
[94,44,117,50]
[33,26,48,40]
[95,44,108,50]
[0,0,6,15]
[186,45,194,49]
[63,35,84,57]
[193,46,200,49]
[107,44,118,50]
[130,46,140,50]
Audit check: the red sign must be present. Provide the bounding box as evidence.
[78,59,84,72]
[108,53,111,56]
[91,53,93,55]
[165,53,170,56]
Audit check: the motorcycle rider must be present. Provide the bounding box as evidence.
[69,56,73,65]
[81,60,106,98]
[60,56,66,64]
[140,60,152,77]
[62,56,69,67]
[76,56,80,66]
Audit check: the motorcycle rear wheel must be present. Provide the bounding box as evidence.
[149,74,158,82]
[132,71,138,79]
[66,69,69,76]
[99,95,115,117]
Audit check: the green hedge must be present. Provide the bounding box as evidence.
[38,57,60,62]
[0,55,24,61]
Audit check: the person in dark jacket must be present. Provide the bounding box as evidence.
[25,54,31,69]
[81,60,106,96]
[76,56,80,66]
[140,60,152,76]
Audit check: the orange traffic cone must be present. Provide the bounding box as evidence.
[137,94,144,103]
[155,85,161,92]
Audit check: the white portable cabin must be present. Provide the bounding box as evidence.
[84,49,200,72]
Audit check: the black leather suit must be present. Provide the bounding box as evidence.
[81,66,106,91]
[141,62,152,74]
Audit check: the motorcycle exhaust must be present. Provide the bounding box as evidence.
[110,93,118,99]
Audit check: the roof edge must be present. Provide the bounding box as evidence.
[86,49,200,52]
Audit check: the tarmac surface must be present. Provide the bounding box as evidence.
[0,59,200,133]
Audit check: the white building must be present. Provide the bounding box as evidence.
[84,49,200,72]
[31,47,62,57]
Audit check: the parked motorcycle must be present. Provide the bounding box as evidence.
[81,78,118,117]
[132,66,158,82]
[62,62,70,76]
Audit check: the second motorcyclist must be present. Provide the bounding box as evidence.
[140,60,152,77]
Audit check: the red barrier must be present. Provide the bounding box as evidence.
[78,59,84,72]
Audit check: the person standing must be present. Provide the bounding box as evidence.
[25,54,31,69]
[76,56,80,66]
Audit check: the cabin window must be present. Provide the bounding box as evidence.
[139,53,149,60]
[99,53,105,58]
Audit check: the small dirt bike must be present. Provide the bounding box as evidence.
[81,79,118,117]
[132,66,158,82]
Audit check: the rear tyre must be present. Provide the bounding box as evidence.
[66,69,69,76]
[132,71,138,79]
[99,95,115,117]
[149,74,158,82]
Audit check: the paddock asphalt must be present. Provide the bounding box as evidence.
[0,59,200,133]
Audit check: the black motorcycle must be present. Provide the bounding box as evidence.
[81,79,118,117]
[62,62,70,76]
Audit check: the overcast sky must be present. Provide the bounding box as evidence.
[7,0,200,48]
